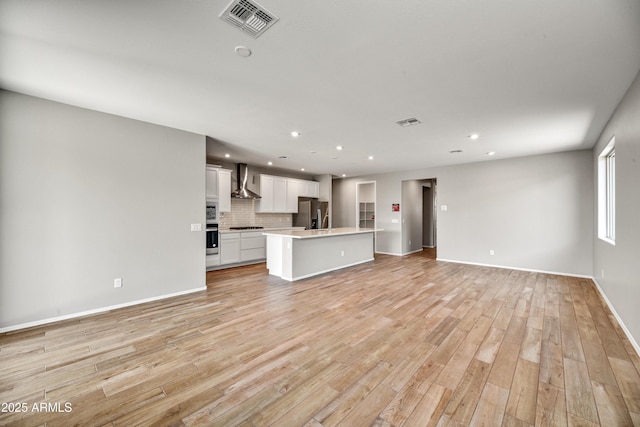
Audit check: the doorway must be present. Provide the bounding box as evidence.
[400,178,437,258]
[422,179,437,259]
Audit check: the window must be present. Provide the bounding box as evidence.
[598,137,615,244]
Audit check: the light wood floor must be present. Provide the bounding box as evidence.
[1,252,639,426]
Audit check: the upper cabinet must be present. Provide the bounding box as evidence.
[217,169,231,212]
[257,174,309,213]
[206,166,218,199]
[206,165,232,212]
[258,175,275,212]
[298,180,319,198]
[286,179,298,212]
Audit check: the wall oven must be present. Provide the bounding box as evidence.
[206,223,219,255]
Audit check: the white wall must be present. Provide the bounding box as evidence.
[592,70,640,345]
[358,182,375,203]
[0,91,206,330]
[333,150,593,276]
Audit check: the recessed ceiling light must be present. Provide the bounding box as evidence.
[300,168,305,171]
[224,153,231,158]
[342,174,346,177]
[368,155,374,160]
[487,151,496,156]
[234,46,252,57]
[469,133,480,140]
[290,131,301,137]
[336,145,343,151]
[310,150,317,154]
[268,161,273,165]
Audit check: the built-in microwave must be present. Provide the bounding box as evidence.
[206,201,218,223]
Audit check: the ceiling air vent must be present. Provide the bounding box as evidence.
[396,117,422,127]
[219,0,279,38]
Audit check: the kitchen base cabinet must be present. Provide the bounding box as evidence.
[220,233,241,265]
[240,231,266,261]
[206,254,220,268]
[209,227,304,270]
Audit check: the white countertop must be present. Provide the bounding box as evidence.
[219,226,305,234]
[262,227,381,239]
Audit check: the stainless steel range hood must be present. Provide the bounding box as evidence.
[231,163,261,199]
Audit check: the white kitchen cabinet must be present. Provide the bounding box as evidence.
[213,227,304,269]
[206,253,220,268]
[286,179,298,213]
[298,180,319,198]
[220,233,241,264]
[257,175,274,212]
[206,165,218,199]
[240,231,266,261]
[206,166,231,211]
[273,177,287,212]
[218,169,232,212]
[257,175,299,213]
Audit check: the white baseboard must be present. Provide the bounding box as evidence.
[435,258,593,279]
[375,251,403,256]
[591,278,640,357]
[0,286,207,333]
[375,248,424,257]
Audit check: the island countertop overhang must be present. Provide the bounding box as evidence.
[262,227,382,239]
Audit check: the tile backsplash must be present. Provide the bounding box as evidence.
[218,199,292,229]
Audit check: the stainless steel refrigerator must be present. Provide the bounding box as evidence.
[294,199,329,229]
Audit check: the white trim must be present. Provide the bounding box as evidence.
[435,258,593,279]
[0,286,207,333]
[375,249,424,257]
[402,248,424,256]
[375,251,403,256]
[591,278,640,357]
[597,136,616,245]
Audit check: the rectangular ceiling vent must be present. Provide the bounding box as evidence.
[396,117,422,127]
[219,0,279,38]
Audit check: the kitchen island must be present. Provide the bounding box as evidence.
[262,227,379,281]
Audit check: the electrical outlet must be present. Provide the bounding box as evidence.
[601,269,605,278]
[441,205,448,211]
[341,250,344,256]
[489,250,495,256]
[114,278,122,288]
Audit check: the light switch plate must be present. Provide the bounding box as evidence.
[191,223,202,232]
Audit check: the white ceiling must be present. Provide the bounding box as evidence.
[2,0,640,177]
